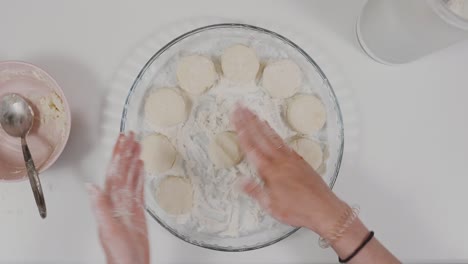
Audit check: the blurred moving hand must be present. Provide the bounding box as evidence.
[88,133,149,264]
[231,105,345,235]
[231,105,399,264]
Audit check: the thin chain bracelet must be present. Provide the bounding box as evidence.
[319,205,360,249]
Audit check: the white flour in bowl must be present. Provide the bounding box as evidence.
[138,34,330,238]
[144,76,328,237]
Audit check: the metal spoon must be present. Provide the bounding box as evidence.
[0,93,46,218]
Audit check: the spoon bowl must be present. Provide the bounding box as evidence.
[0,94,35,137]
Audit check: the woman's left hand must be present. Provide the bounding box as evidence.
[88,133,149,264]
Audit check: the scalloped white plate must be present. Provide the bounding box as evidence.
[95,18,356,251]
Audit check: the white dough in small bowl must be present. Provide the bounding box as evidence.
[221,44,260,84]
[177,55,217,95]
[286,94,326,134]
[262,59,302,98]
[141,133,176,173]
[144,88,187,127]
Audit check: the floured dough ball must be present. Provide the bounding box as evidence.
[208,131,243,168]
[144,88,187,127]
[155,176,193,215]
[177,55,217,95]
[221,44,260,83]
[141,133,176,173]
[262,59,302,98]
[290,137,323,170]
[287,94,327,134]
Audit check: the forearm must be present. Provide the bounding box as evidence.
[330,218,400,264]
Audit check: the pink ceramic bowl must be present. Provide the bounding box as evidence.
[0,61,71,181]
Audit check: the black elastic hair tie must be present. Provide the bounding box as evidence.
[339,231,375,263]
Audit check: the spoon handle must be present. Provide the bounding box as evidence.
[21,137,47,219]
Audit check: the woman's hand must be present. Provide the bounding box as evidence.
[231,105,346,236]
[88,133,149,264]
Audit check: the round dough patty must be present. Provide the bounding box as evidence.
[287,94,327,134]
[141,133,176,173]
[290,137,323,170]
[177,55,217,95]
[262,59,302,98]
[221,44,260,84]
[208,131,243,168]
[144,88,187,127]
[155,176,193,215]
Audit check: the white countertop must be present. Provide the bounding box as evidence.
[1,0,468,263]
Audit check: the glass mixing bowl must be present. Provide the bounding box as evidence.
[120,23,344,251]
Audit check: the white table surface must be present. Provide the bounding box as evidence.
[1,0,468,263]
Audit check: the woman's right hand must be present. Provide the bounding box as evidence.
[232,106,401,263]
[231,105,346,236]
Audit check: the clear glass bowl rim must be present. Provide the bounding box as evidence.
[120,23,344,252]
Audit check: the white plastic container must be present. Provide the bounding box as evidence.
[357,0,468,64]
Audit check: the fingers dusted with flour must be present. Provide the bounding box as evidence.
[119,133,140,182]
[231,105,287,169]
[241,178,270,209]
[88,133,149,264]
[231,104,345,233]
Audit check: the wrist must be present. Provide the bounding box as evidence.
[304,196,349,236]
[331,218,369,258]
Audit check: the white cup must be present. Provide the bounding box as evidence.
[357,0,468,64]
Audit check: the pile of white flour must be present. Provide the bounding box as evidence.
[139,34,329,238]
[146,78,297,237]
